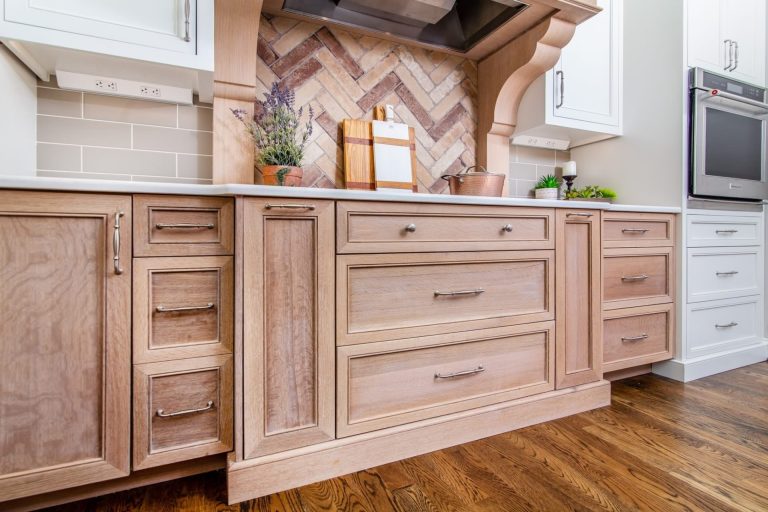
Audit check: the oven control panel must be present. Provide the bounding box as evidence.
[700,71,765,102]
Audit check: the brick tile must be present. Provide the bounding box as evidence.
[394,64,434,111]
[270,35,322,78]
[460,96,476,121]
[431,139,465,176]
[429,55,462,84]
[396,47,435,92]
[315,111,341,144]
[301,162,325,187]
[327,27,364,59]
[271,17,300,36]
[395,84,433,130]
[258,16,279,42]
[280,58,322,91]
[315,27,364,79]
[429,174,449,194]
[357,52,399,91]
[314,47,365,101]
[358,36,380,50]
[396,104,434,149]
[460,149,475,167]
[411,47,437,73]
[430,69,463,103]
[316,70,363,119]
[428,103,467,141]
[257,35,278,66]
[295,77,323,108]
[428,121,464,160]
[314,174,336,189]
[356,72,401,112]
[272,22,319,56]
[256,58,278,90]
[359,40,395,72]
[430,83,465,122]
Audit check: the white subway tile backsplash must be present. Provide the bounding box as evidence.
[38,116,131,148]
[133,125,213,155]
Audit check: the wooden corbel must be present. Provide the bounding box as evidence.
[477,15,579,187]
[212,0,263,184]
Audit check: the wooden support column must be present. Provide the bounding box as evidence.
[212,0,262,184]
[477,15,578,194]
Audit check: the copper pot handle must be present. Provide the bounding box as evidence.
[441,165,489,181]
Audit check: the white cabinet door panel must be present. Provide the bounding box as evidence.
[687,0,725,72]
[686,214,762,247]
[4,0,197,54]
[686,297,761,358]
[721,0,766,86]
[687,247,761,303]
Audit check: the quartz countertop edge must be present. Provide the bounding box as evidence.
[0,176,682,213]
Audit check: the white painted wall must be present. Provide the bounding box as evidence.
[0,44,36,176]
[571,0,685,207]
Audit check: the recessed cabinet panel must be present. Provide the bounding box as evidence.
[603,304,674,372]
[0,191,131,502]
[603,247,674,310]
[243,199,335,459]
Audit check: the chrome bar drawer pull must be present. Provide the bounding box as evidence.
[502,224,513,232]
[156,222,215,230]
[621,334,649,342]
[405,223,417,233]
[183,0,191,42]
[157,400,214,418]
[264,203,316,210]
[435,366,485,379]
[716,271,739,276]
[113,211,124,275]
[715,322,738,328]
[434,289,485,297]
[622,228,649,234]
[567,212,593,218]
[156,302,215,313]
[715,229,738,234]
[621,274,649,282]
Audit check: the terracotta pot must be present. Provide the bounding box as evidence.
[534,187,559,199]
[260,165,303,186]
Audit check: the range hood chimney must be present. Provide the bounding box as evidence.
[335,0,456,27]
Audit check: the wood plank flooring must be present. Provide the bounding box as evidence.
[48,363,768,512]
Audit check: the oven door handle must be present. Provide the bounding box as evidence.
[694,86,768,113]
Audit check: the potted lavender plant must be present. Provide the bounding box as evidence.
[232,82,313,186]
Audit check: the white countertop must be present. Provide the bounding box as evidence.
[0,176,682,214]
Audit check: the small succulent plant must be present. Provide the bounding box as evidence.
[232,81,314,168]
[534,174,561,189]
[564,185,617,199]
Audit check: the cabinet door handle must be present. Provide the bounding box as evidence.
[556,70,565,108]
[156,302,215,313]
[435,366,485,379]
[621,334,648,342]
[715,322,738,328]
[155,222,215,230]
[502,224,514,232]
[183,0,191,42]
[715,229,738,234]
[264,203,316,210]
[621,274,648,282]
[732,41,739,71]
[113,211,124,275]
[434,288,485,297]
[622,228,649,234]
[715,270,739,276]
[567,212,593,218]
[157,400,214,418]
[724,39,733,70]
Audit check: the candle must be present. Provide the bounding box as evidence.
[562,160,577,177]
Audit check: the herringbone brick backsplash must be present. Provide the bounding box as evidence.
[256,15,477,193]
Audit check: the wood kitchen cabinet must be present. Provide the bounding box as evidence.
[0,191,132,502]
[555,209,602,388]
[242,198,335,459]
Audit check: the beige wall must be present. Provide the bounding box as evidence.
[570,0,685,207]
[507,145,571,198]
[0,45,36,176]
[36,78,213,183]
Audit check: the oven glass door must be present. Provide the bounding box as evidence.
[704,108,764,180]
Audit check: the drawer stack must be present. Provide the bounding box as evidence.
[335,202,556,437]
[601,212,676,373]
[684,212,764,361]
[131,195,234,470]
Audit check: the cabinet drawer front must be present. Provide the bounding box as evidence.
[603,213,674,247]
[134,195,234,256]
[687,248,761,303]
[603,304,674,372]
[337,323,555,436]
[133,356,233,470]
[687,214,762,247]
[337,202,554,253]
[134,256,233,363]
[603,248,673,309]
[686,299,761,359]
[338,251,554,344]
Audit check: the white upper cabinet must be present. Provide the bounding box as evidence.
[0,0,213,71]
[687,0,766,86]
[547,0,621,129]
[513,0,623,149]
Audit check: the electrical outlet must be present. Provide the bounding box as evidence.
[94,79,117,91]
[139,86,162,98]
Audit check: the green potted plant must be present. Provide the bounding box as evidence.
[232,82,313,186]
[564,185,617,203]
[534,174,561,199]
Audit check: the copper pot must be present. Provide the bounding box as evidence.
[441,165,505,197]
[260,165,303,186]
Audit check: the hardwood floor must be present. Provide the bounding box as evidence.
[48,363,768,512]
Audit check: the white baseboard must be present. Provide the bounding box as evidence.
[652,341,768,382]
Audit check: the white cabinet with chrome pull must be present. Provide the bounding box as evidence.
[514,0,622,149]
[686,0,766,86]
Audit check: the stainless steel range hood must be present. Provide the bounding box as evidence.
[280,0,529,53]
